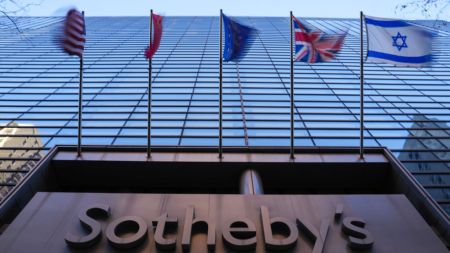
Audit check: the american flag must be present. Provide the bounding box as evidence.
[293,16,345,63]
[60,9,86,58]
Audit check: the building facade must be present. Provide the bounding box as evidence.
[0,16,449,217]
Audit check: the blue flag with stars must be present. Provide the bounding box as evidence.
[222,14,257,62]
[365,15,433,67]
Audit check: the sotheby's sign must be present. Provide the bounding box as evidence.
[0,193,447,253]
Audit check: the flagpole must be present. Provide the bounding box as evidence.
[360,11,365,159]
[219,9,223,160]
[290,11,295,160]
[147,9,153,159]
[77,11,85,158]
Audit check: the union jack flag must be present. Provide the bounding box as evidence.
[293,16,346,63]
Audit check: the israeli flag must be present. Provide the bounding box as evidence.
[365,15,433,67]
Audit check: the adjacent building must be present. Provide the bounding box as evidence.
[0,123,42,200]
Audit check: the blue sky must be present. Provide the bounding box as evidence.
[19,0,447,20]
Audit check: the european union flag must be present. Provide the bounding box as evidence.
[222,14,257,62]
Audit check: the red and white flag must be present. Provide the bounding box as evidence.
[145,13,163,59]
[293,16,346,63]
[59,9,86,58]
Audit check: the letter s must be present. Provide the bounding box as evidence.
[342,217,374,250]
[65,204,111,248]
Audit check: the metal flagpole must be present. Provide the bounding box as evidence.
[290,11,295,160]
[360,11,365,159]
[147,9,153,158]
[77,11,85,157]
[219,9,223,160]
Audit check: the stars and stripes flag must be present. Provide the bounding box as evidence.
[145,13,163,59]
[53,8,87,156]
[59,9,86,58]
[293,16,346,63]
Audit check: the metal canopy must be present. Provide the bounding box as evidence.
[0,145,448,246]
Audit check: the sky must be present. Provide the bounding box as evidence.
[12,0,449,20]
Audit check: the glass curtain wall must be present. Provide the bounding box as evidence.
[0,16,449,214]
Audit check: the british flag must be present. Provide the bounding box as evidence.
[293,16,346,63]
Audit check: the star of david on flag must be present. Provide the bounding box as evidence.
[365,15,433,67]
[392,32,407,51]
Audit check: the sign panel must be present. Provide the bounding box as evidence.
[0,193,447,253]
